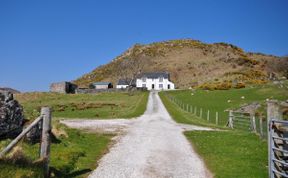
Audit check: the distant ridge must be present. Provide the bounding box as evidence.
[74,39,288,89]
[0,87,21,94]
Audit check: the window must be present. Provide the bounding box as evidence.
[159,77,163,82]
[142,77,146,82]
[159,84,163,88]
[142,84,146,88]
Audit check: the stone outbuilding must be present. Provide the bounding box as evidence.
[89,82,113,89]
[50,81,78,94]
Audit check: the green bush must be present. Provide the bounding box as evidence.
[234,82,246,89]
[199,81,232,90]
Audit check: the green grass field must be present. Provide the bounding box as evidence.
[158,84,286,178]
[185,131,268,178]
[159,92,224,128]
[15,91,149,120]
[0,91,149,178]
[160,94,269,177]
[163,83,288,126]
[0,123,113,178]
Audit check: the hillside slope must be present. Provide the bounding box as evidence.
[0,87,20,94]
[74,39,287,88]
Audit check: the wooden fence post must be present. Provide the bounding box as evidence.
[251,114,256,132]
[40,107,52,178]
[228,110,234,128]
[190,105,192,113]
[207,110,210,122]
[0,116,43,158]
[216,112,219,125]
[194,107,197,116]
[200,108,203,118]
[267,100,281,121]
[267,100,280,178]
[259,116,263,138]
[186,104,189,112]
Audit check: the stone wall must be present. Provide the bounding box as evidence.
[0,92,24,138]
[50,82,78,94]
[75,87,146,94]
[76,88,119,94]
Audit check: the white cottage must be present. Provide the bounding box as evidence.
[116,79,136,89]
[136,72,175,90]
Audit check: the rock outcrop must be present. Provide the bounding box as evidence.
[0,92,24,138]
[25,121,42,143]
[234,102,261,115]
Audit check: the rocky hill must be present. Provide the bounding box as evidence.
[74,39,288,89]
[0,87,20,94]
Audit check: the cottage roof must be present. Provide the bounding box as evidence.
[91,82,112,85]
[117,79,136,85]
[137,72,170,79]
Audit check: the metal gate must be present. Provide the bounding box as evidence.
[269,119,288,178]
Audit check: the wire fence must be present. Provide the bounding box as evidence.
[163,92,225,126]
[163,92,269,139]
[165,92,288,177]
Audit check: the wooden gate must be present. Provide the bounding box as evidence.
[0,107,52,178]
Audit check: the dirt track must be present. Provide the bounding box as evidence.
[61,92,213,178]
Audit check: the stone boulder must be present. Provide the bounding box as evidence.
[0,92,24,138]
[25,121,42,143]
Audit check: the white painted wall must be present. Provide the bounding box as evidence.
[136,78,175,90]
[116,85,129,89]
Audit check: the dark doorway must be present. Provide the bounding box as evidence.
[152,84,155,89]
[168,84,170,89]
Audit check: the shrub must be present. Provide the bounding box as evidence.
[198,81,232,90]
[234,82,246,89]
[215,81,232,90]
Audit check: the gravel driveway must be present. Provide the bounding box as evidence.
[61,92,213,178]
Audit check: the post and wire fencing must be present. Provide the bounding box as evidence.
[163,92,223,126]
[164,92,288,177]
[163,92,271,140]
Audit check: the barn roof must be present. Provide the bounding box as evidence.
[137,72,170,79]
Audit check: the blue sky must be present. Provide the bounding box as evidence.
[0,0,287,92]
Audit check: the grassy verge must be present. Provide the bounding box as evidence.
[164,84,288,125]
[15,91,149,120]
[185,131,268,178]
[0,121,113,178]
[159,92,225,129]
[160,90,268,177]
[122,92,149,118]
[0,91,149,177]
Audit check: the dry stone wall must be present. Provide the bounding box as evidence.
[0,92,24,138]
